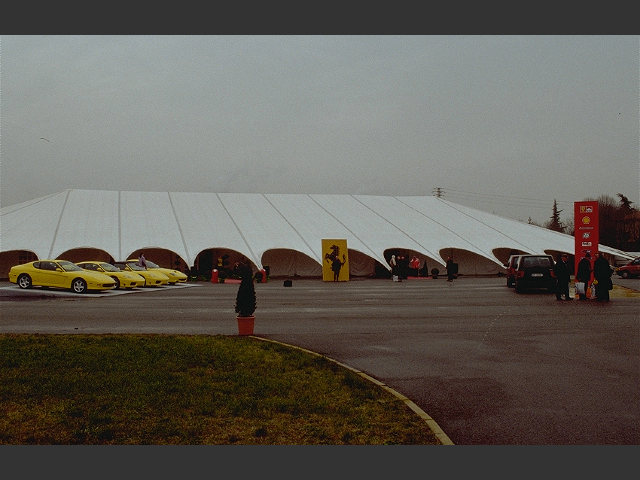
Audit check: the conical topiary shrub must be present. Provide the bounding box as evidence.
[234,263,256,335]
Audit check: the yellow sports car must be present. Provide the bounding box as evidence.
[129,259,188,284]
[8,259,117,294]
[113,261,169,287]
[76,261,146,289]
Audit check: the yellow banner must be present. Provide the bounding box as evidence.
[322,239,349,282]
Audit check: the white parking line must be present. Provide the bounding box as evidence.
[0,283,199,297]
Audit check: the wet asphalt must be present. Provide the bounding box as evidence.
[1,276,638,445]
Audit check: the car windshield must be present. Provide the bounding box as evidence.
[126,262,146,271]
[145,261,160,268]
[522,257,552,268]
[58,261,83,272]
[100,263,121,272]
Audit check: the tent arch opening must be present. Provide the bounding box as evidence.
[0,250,38,279]
[57,247,115,264]
[129,248,188,273]
[438,248,506,276]
[193,248,256,281]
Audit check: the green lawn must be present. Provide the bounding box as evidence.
[0,334,441,445]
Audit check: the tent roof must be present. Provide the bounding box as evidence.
[1,189,632,268]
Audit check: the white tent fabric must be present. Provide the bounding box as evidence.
[1,189,633,277]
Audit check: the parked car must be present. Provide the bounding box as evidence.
[514,254,556,293]
[128,259,188,285]
[8,259,117,294]
[76,261,146,289]
[616,257,640,278]
[113,261,169,287]
[505,254,523,288]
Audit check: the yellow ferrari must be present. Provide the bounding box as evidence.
[113,261,169,287]
[76,261,146,289]
[129,259,188,285]
[8,259,117,294]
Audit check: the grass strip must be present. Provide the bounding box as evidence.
[0,334,440,445]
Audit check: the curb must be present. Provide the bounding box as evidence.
[251,335,455,445]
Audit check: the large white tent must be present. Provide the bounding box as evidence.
[0,189,632,279]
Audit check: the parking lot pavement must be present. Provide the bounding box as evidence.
[1,276,638,445]
[611,276,640,293]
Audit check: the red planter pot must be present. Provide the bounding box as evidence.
[236,315,255,336]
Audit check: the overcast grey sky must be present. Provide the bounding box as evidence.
[1,35,638,224]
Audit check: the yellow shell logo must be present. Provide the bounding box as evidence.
[582,216,591,225]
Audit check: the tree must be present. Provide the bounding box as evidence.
[617,193,635,214]
[234,263,256,317]
[579,194,636,250]
[564,217,575,236]
[617,193,639,251]
[585,195,619,248]
[545,199,565,233]
[540,192,638,251]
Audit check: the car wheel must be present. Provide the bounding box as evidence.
[17,274,32,289]
[71,278,88,294]
[621,271,629,279]
[111,276,121,289]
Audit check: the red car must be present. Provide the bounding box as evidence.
[505,254,523,288]
[616,257,640,278]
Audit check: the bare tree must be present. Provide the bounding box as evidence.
[616,193,639,250]
[582,194,626,249]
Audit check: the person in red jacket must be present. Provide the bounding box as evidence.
[409,256,420,276]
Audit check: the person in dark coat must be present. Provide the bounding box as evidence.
[553,253,572,300]
[446,256,457,282]
[421,259,429,277]
[575,252,592,300]
[593,252,612,302]
[398,254,409,280]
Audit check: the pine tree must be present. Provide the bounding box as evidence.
[545,199,565,232]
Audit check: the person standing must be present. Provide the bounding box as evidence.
[397,254,409,279]
[593,252,612,302]
[575,252,591,300]
[421,259,429,277]
[553,253,572,300]
[389,255,397,278]
[446,256,456,282]
[410,256,420,276]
